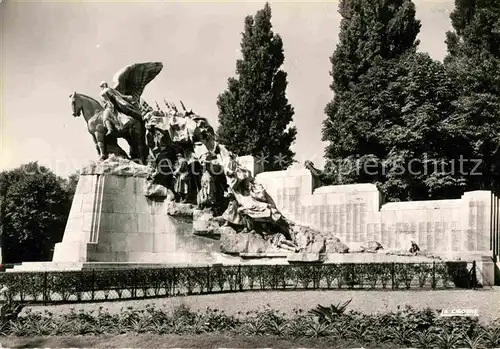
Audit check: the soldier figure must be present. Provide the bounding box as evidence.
[173,153,190,203]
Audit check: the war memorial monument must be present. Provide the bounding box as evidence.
[10,61,497,286]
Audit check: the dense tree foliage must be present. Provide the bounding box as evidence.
[65,172,79,198]
[443,0,500,192]
[217,2,297,171]
[322,0,467,201]
[0,163,74,263]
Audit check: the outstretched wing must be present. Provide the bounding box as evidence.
[112,62,163,102]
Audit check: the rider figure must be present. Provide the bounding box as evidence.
[99,81,118,136]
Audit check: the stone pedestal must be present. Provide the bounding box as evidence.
[50,161,219,266]
[237,155,264,177]
[477,255,495,287]
[495,255,500,285]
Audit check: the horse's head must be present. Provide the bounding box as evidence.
[69,91,82,117]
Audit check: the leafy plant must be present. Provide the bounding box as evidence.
[190,318,208,334]
[49,320,71,336]
[149,318,171,334]
[0,298,497,349]
[329,318,353,340]
[266,317,289,337]
[463,331,485,349]
[372,326,391,345]
[69,320,94,335]
[434,328,464,349]
[412,329,436,348]
[304,319,332,338]
[286,314,309,338]
[8,320,29,337]
[242,319,267,336]
[483,325,500,348]
[172,320,188,335]
[171,304,196,326]
[199,308,239,332]
[345,323,374,346]
[30,317,54,336]
[129,316,152,334]
[386,325,415,346]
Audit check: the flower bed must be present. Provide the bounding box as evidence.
[1,300,499,348]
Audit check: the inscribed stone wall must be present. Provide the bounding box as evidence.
[53,159,498,265]
[256,169,496,254]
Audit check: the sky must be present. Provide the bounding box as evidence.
[1,0,455,178]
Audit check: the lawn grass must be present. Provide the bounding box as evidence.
[1,334,402,348]
[28,288,500,323]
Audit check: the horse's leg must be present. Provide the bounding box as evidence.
[91,133,101,156]
[134,129,148,165]
[95,132,108,160]
[125,130,138,162]
[136,123,148,164]
[127,120,146,165]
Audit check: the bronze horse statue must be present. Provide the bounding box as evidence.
[70,62,163,164]
[70,92,147,163]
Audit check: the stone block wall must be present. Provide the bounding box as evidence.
[53,174,217,264]
[256,169,498,256]
[53,157,500,265]
[237,155,265,177]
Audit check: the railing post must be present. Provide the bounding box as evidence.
[432,261,436,289]
[91,269,95,301]
[472,260,477,289]
[43,272,48,305]
[206,265,210,293]
[238,264,242,291]
[339,264,343,289]
[273,264,278,290]
[78,270,84,301]
[391,263,395,290]
[164,267,169,296]
[172,267,176,296]
[187,268,192,295]
[132,268,137,298]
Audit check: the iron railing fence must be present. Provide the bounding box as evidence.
[0,261,478,305]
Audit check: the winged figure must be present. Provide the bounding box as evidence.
[99,62,163,135]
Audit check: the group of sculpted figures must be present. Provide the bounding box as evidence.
[70,62,302,253]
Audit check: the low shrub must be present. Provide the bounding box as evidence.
[1,300,499,348]
[0,262,479,304]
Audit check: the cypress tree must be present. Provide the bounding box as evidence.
[217,3,297,171]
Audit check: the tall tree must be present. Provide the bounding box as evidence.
[0,163,73,263]
[217,2,297,171]
[443,0,500,192]
[323,0,464,201]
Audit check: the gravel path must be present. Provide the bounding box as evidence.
[26,288,500,323]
